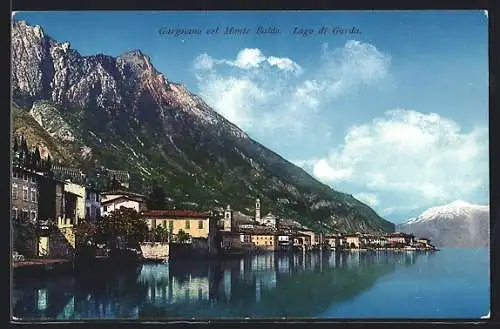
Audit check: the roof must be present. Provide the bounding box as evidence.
[101,195,145,204]
[141,210,210,219]
[101,190,147,199]
[238,226,277,235]
[388,232,413,238]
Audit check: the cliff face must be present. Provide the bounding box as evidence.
[11,20,394,233]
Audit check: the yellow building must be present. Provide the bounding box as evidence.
[63,181,86,225]
[141,210,213,239]
[239,227,277,250]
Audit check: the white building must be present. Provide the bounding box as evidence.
[100,190,147,217]
[261,213,277,228]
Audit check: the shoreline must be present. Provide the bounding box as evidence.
[12,247,438,278]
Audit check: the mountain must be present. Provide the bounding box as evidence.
[10,20,394,233]
[397,200,489,247]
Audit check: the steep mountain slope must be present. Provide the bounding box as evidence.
[397,200,489,247]
[11,20,394,233]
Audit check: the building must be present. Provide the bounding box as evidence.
[292,232,312,249]
[37,175,65,224]
[239,226,277,251]
[85,187,101,221]
[276,230,293,250]
[345,234,362,248]
[369,235,388,247]
[416,238,431,247]
[51,165,86,184]
[12,166,40,222]
[324,234,344,249]
[261,212,277,228]
[63,181,86,225]
[141,210,215,240]
[100,190,148,216]
[299,229,318,247]
[104,169,130,189]
[386,232,415,245]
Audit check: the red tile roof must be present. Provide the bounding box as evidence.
[141,210,210,218]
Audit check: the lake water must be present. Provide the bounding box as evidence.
[12,248,490,320]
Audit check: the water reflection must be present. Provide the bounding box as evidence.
[13,251,431,320]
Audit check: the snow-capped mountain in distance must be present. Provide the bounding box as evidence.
[404,200,489,224]
[398,200,489,247]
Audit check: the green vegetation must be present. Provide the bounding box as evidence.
[94,208,149,248]
[11,100,394,234]
[175,229,191,244]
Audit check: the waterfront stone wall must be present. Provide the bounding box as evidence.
[140,242,169,260]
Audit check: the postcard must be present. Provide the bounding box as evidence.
[10,10,490,321]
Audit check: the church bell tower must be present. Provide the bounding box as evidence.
[223,205,232,231]
[255,198,261,224]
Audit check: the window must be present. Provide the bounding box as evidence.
[31,175,36,183]
[163,220,167,228]
[185,220,190,229]
[30,211,37,221]
[22,209,28,219]
[12,208,18,219]
[13,171,18,179]
[31,189,37,203]
[23,187,28,201]
[169,220,173,231]
[12,184,18,200]
[86,193,90,200]
[23,174,28,181]
[103,205,108,211]
[198,220,203,229]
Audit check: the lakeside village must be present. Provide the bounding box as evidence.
[11,137,437,273]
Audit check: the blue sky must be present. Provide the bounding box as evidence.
[13,11,489,223]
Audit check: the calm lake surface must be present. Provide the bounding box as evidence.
[12,248,489,320]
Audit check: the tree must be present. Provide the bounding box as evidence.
[34,147,41,169]
[147,183,166,209]
[96,208,148,249]
[151,225,169,242]
[74,220,97,247]
[13,135,19,153]
[176,229,191,244]
[12,212,36,257]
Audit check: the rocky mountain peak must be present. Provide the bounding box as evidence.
[11,20,395,234]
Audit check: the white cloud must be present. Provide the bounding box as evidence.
[354,192,379,206]
[194,74,269,128]
[232,48,266,69]
[484,10,488,18]
[302,109,488,206]
[193,53,217,70]
[193,41,390,133]
[266,56,303,73]
[313,159,353,181]
[193,48,302,73]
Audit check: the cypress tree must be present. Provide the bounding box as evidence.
[13,136,19,153]
[34,148,41,169]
